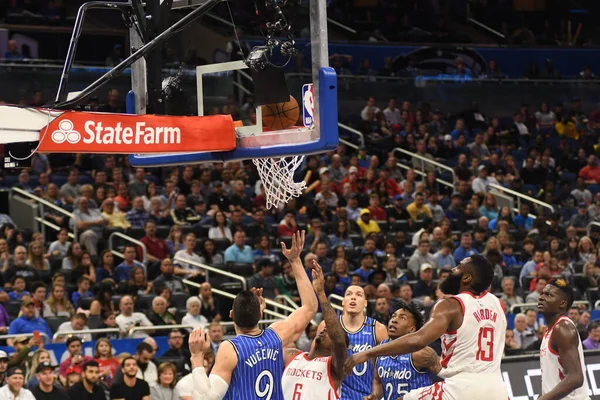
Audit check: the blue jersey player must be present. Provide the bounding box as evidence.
[188,231,318,400]
[335,285,388,400]
[367,302,440,400]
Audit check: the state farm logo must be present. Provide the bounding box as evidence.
[52,120,81,144]
[49,118,181,145]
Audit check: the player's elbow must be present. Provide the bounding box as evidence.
[569,372,584,389]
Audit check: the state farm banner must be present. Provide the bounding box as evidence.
[38,111,236,153]
[501,351,600,399]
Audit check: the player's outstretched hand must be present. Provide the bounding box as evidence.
[250,287,267,313]
[310,259,325,295]
[344,352,369,376]
[281,230,305,262]
[189,327,211,357]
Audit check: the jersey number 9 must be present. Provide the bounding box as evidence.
[255,370,274,400]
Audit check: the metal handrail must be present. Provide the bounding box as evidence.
[130,324,193,336]
[488,183,554,213]
[594,299,600,310]
[176,257,247,290]
[34,217,75,239]
[338,123,365,148]
[53,328,120,341]
[339,138,358,150]
[392,147,457,183]
[328,294,344,304]
[183,280,319,325]
[109,231,147,264]
[588,222,600,237]
[0,332,50,344]
[219,319,282,328]
[274,295,300,310]
[393,159,454,189]
[10,187,77,238]
[510,300,590,314]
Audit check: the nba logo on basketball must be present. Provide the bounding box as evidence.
[302,84,314,127]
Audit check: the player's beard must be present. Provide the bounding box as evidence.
[439,272,463,296]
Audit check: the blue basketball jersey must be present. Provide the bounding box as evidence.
[340,316,377,400]
[375,339,433,400]
[223,328,285,400]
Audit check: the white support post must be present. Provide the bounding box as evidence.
[129,27,147,115]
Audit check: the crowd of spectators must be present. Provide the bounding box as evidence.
[1,79,600,396]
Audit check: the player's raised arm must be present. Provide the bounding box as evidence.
[311,259,348,383]
[344,297,461,374]
[190,328,235,400]
[271,231,318,347]
[411,346,442,376]
[538,320,585,400]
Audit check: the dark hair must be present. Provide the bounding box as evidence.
[83,360,99,371]
[31,281,46,293]
[396,301,425,330]
[548,278,575,309]
[11,276,25,285]
[123,244,137,253]
[121,356,136,368]
[587,321,600,333]
[232,290,261,329]
[66,336,82,347]
[136,342,154,355]
[466,254,495,292]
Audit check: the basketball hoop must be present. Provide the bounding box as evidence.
[253,156,306,209]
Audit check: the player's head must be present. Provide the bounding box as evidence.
[538,278,574,315]
[231,290,261,330]
[388,302,424,340]
[342,285,368,316]
[312,321,349,354]
[439,255,494,296]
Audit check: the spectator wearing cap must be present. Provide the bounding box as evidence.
[406,192,432,221]
[277,210,298,237]
[472,165,499,195]
[351,253,376,284]
[67,360,106,400]
[247,259,278,298]
[356,208,380,237]
[413,263,435,299]
[340,166,359,193]
[7,298,52,346]
[387,195,409,223]
[547,213,566,241]
[31,361,66,400]
[570,202,592,235]
[453,232,479,264]
[207,181,230,212]
[59,337,94,382]
[224,231,254,264]
[0,366,35,400]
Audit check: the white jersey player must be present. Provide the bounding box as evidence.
[538,278,590,400]
[282,260,347,400]
[344,255,509,400]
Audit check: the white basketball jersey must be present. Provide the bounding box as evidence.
[282,351,339,400]
[438,291,507,379]
[540,316,590,399]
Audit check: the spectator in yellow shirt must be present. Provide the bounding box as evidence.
[356,208,381,237]
[101,198,131,229]
[405,192,433,221]
[555,116,579,140]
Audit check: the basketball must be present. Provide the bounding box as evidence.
[261,95,300,130]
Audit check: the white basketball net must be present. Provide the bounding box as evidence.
[253,156,306,209]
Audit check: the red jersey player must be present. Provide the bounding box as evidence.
[344,255,508,400]
[537,278,590,400]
